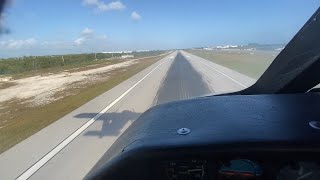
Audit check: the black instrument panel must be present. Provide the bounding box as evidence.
[86,94,320,180]
[160,159,320,180]
[161,159,208,180]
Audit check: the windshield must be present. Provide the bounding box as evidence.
[0,1,319,179]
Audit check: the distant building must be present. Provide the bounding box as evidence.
[102,51,133,54]
[216,45,238,49]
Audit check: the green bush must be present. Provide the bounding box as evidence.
[0,51,167,75]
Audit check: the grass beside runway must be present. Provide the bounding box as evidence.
[0,51,167,79]
[0,54,166,154]
[186,49,279,79]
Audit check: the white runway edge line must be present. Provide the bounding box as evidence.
[194,57,248,88]
[16,54,172,180]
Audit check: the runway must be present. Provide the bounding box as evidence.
[0,50,255,179]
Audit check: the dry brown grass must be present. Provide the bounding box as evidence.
[187,49,278,79]
[0,55,165,153]
[0,82,16,89]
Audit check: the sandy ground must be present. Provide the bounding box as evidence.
[0,60,136,107]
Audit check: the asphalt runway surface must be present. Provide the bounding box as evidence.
[0,50,255,180]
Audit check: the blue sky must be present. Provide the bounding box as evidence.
[0,0,319,57]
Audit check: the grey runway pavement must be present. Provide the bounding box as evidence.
[154,52,212,105]
[0,50,255,180]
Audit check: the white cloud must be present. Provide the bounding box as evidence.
[83,0,125,12]
[81,27,94,36]
[108,1,125,10]
[74,28,107,46]
[0,38,37,49]
[131,11,141,21]
[74,37,86,46]
[83,0,99,5]
[74,27,95,46]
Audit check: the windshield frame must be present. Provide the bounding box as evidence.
[234,7,320,95]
